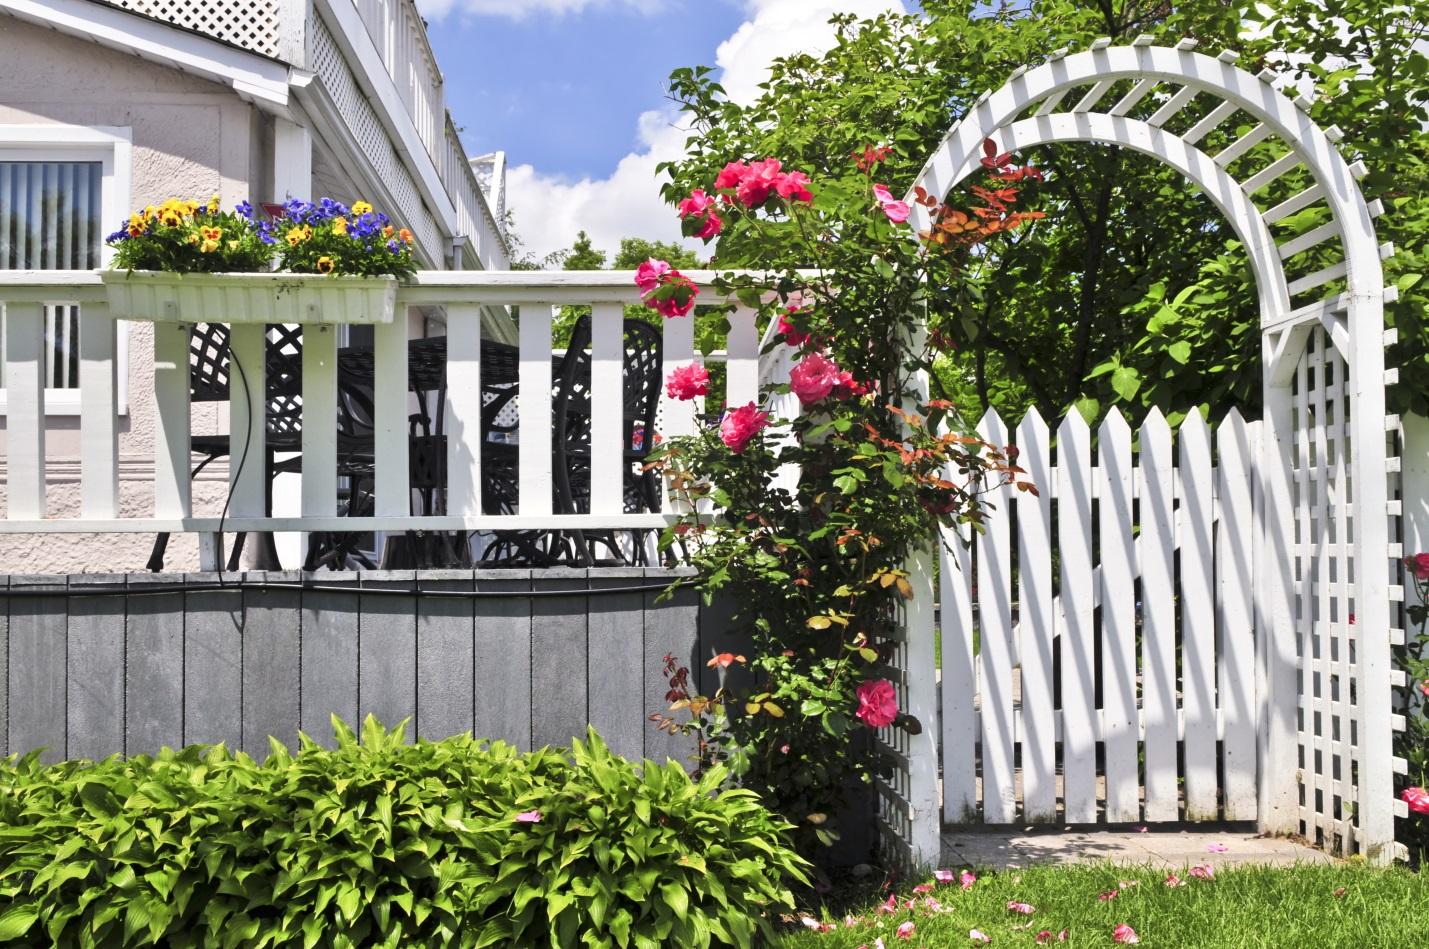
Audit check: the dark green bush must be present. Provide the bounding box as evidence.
[0,718,808,947]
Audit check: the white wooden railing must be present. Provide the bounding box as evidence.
[0,271,776,539]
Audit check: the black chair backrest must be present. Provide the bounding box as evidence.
[188,324,304,436]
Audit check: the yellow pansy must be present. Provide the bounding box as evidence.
[316,255,335,274]
[285,225,312,247]
[207,194,221,213]
[332,217,348,235]
[351,200,373,215]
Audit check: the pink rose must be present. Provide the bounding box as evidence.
[665,363,709,401]
[1404,786,1429,814]
[736,158,783,208]
[713,160,750,193]
[720,402,770,453]
[678,189,715,219]
[1407,552,1429,580]
[789,351,843,404]
[777,308,812,347]
[692,209,722,240]
[776,170,813,203]
[634,257,671,293]
[873,182,911,223]
[650,276,699,317]
[855,678,898,729]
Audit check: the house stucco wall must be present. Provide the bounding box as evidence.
[0,16,266,573]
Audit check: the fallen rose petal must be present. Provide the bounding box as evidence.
[896,921,915,940]
[513,809,541,823]
[961,871,977,890]
[1207,842,1229,853]
[912,883,933,894]
[969,929,992,944]
[1007,900,1036,914]
[1036,932,1054,945]
[1189,864,1215,879]
[1098,890,1119,902]
[1164,873,1186,887]
[1113,923,1140,944]
[934,868,955,883]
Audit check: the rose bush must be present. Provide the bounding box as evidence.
[1400,554,1429,864]
[637,125,1042,859]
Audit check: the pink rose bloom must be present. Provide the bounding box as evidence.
[720,402,770,453]
[1113,924,1140,945]
[1420,679,1429,698]
[776,170,814,203]
[693,209,722,239]
[961,870,977,890]
[713,159,750,193]
[665,363,709,401]
[1408,552,1429,580]
[777,308,812,347]
[1189,863,1214,879]
[736,158,783,207]
[881,199,911,223]
[789,351,843,404]
[1404,786,1429,814]
[514,810,541,823]
[895,921,915,940]
[634,257,671,293]
[855,678,898,728]
[933,869,955,884]
[678,189,715,219]
[872,182,911,223]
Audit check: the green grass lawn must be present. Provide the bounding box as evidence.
[772,863,1429,948]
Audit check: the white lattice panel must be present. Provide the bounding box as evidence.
[311,17,442,260]
[103,0,282,59]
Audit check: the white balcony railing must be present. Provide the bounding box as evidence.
[0,271,778,547]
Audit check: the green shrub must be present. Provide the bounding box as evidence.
[0,718,807,948]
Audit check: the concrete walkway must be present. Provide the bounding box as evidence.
[940,827,1336,870]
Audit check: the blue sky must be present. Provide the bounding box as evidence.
[427,2,749,180]
[416,0,909,260]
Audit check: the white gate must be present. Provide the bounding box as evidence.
[879,37,1402,866]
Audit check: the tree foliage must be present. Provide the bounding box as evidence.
[659,0,1427,423]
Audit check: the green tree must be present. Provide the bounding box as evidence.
[659,0,1426,423]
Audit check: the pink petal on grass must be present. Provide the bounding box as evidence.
[1036,932,1054,945]
[1007,901,1036,915]
[934,868,955,883]
[961,871,978,890]
[969,929,992,944]
[1113,923,1140,944]
[912,883,934,894]
[896,921,916,940]
[513,810,541,823]
[1164,873,1186,888]
[1189,864,1215,880]
[1098,890,1119,902]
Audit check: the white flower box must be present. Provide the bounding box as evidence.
[101,271,398,324]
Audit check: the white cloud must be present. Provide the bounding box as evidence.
[501,0,908,263]
[417,0,668,21]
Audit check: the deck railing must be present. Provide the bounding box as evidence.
[0,271,786,544]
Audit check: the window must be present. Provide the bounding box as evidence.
[0,126,131,415]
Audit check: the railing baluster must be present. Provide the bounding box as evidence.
[373,312,410,518]
[659,311,696,439]
[227,323,268,521]
[725,305,759,407]
[78,303,119,518]
[151,320,192,521]
[518,304,554,517]
[301,323,338,518]
[5,301,47,518]
[589,302,623,516]
[444,302,483,517]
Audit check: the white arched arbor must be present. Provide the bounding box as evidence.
[885,38,1403,865]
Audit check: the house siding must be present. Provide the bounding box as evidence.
[0,16,264,573]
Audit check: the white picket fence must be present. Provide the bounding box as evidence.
[879,406,1263,861]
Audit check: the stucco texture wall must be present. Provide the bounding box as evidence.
[0,16,264,573]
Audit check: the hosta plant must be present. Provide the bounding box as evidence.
[0,717,806,948]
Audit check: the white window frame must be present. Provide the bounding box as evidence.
[0,123,132,416]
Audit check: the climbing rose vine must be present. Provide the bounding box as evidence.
[639,137,1043,858]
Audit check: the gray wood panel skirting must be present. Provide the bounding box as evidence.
[0,568,724,767]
